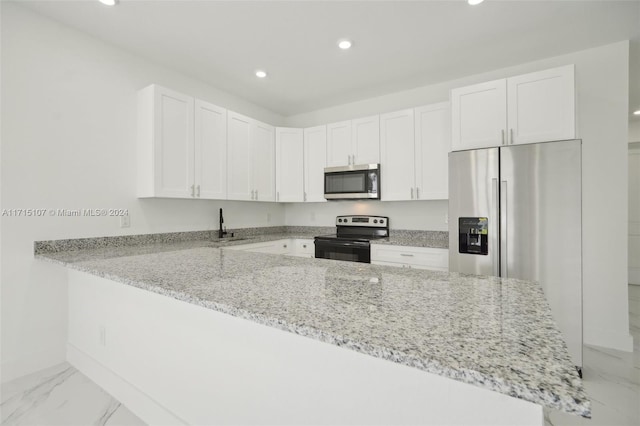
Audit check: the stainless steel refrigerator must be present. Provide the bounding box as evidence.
[448,139,582,370]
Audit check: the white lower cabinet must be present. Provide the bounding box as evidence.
[371,245,448,271]
[223,238,314,257]
[292,239,315,258]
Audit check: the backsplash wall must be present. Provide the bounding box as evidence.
[284,200,449,231]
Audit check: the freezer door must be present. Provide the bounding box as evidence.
[448,148,500,276]
[500,139,582,367]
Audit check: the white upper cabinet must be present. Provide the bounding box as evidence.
[507,65,575,145]
[227,111,253,201]
[195,99,227,200]
[451,79,507,151]
[326,121,352,167]
[327,117,381,167]
[251,120,276,202]
[380,109,415,201]
[415,102,450,200]
[303,125,327,203]
[451,65,575,151]
[139,84,218,199]
[275,127,304,202]
[138,85,194,198]
[352,115,380,164]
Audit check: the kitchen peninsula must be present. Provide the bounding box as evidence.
[35,231,589,425]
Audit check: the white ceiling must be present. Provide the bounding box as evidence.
[15,0,640,118]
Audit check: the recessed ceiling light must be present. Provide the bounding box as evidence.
[98,0,118,6]
[634,109,640,116]
[468,0,484,5]
[338,40,352,50]
[255,70,267,78]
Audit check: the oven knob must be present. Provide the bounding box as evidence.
[338,219,342,223]
[373,219,378,224]
[380,219,385,224]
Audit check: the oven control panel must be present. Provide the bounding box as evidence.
[336,215,389,228]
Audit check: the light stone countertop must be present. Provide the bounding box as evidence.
[35,237,588,418]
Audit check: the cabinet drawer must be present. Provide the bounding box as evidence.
[371,245,448,271]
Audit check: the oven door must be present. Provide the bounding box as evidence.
[314,239,371,263]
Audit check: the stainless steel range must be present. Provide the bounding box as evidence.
[314,215,389,263]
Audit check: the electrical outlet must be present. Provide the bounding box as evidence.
[120,215,130,228]
[99,325,106,346]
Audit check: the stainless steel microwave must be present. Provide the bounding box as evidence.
[324,164,380,200]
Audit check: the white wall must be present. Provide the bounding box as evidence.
[630,120,640,142]
[0,3,286,382]
[285,201,448,231]
[286,41,633,352]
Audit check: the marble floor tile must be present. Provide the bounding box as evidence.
[545,285,640,426]
[1,362,145,426]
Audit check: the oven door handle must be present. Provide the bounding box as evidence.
[314,240,370,248]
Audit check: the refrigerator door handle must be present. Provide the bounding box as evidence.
[500,180,508,278]
[492,178,500,277]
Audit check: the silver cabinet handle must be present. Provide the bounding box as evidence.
[196,185,200,197]
[510,128,514,145]
[416,187,420,199]
[410,187,414,199]
[304,192,307,202]
[190,184,195,197]
[501,129,505,145]
[255,190,258,200]
[400,253,414,257]
[500,180,508,278]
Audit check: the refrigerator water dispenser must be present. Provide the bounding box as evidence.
[458,217,488,255]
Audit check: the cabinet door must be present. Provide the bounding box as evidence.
[507,64,575,145]
[304,125,327,202]
[380,109,415,201]
[293,239,315,258]
[352,115,380,164]
[451,79,507,151]
[326,121,352,167]
[152,86,194,198]
[227,111,252,201]
[251,121,276,202]
[195,100,227,200]
[414,103,450,200]
[275,127,304,202]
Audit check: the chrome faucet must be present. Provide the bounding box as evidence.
[218,208,228,239]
